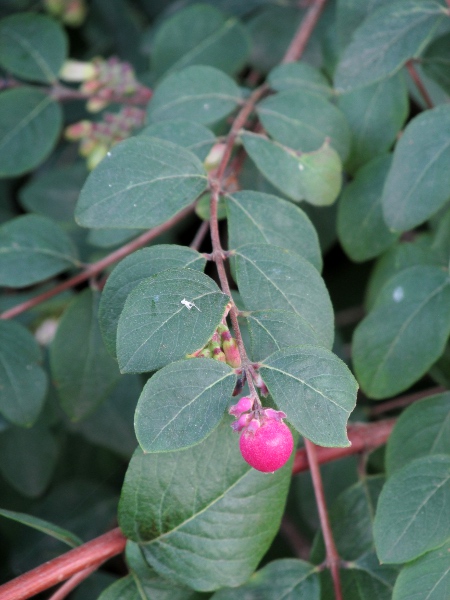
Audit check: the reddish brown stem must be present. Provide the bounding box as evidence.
[406,60,434,109]
[282,0,328,64]
[47,564,100,600]
[304,438,343,600]
[0,204,195,321]
[0,528,126,600]
[190,220,210,251]
[293,420,395,474]
[369,386,445,417]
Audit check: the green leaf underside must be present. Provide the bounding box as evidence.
[268,62,333,97]
[242,132,342,206]
[50,289,121,421]
[257,89,351,161]
[0,88,62,177]
[0,424,58,497]
[334,0,447,92]
[337,154,398,262]
[99,245,205,357]
[260,346,358,447]
[226,190,322,271]
[117,268,229,373]
[392,543,450,600]
[0,320,47,426]
[75,136,207,229]
[353,266,450,399]
[422,32,450,95]
[135,359,235,452]
[382,104,450,231]
[246,310,322,362]
[0,508,82,548]
[0,214,78,287]
[234,243,334,349]
[147,65,241,125]
[374,455,450,563]
[151,4,250,77]
[386,393,450,476]
[338,554,398,600]
[338,73,408,173]
[97,576,139,600]
[0,13,67,83]
[211,559,320,600]
[118,420,292,591]
[139,119,215,161]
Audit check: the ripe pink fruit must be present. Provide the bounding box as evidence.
[239,419,294,473]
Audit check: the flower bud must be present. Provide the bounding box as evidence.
[231,413,252,432]
[229,396,253,417]
[60,60,96,82]
[222,337,241,368]
[262,408,287,422]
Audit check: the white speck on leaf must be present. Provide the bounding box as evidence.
[393,286,404,302]
[298,164,304,171]
[107,152,111,157]
[181,298,200,311]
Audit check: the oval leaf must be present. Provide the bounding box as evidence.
[353,266,450,398]
[0,320,47,427]
[118,419,292,591]
[0,214,79,288]
[0,508,82,548]
[260,346,358,447]
[268,62,333,97]
[117,269,230,373]
[75,136,207,229]
[135,358,235,452]
[382,104,450,231]
[140,119,215,161]
[147,65,241,125]
[234,243,334,349]
[374,455,450,563]
[392,543,450,600]
[99,245,205,357]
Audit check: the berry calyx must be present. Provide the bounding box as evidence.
[239,419,294,473]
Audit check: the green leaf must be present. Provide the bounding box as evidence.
[0,13,67,83]
[0,508,82,548]
[268,62,332,97]
[257,90,351,161]
[386,392,450,476]
[0,88,62,177]
[392,542,450,600]
[147,65,241,125]
[195,192,226,221]
[0,215,79,288]
[422,32,450,95]
[211,559,320,600]
[260,346,358,447]
[135,359,235,453]
[0,320,47,427]
[382,105,450,231]
[50,289,121,421]
[97,576,139,600]
[234,243,334,348]
[245,310,323,362]
[150,4,250,77]
[0,424,57,497]
[337,154,398,262]
[226,190,322,271]
[311,477,386,562]
[126,541,204,600]
[118,419,292,591]
[87,228,140,249]
[140,119,215,161]
[334,0,447,92]
[337,73,408,173]
[353,266,450,398]
[19,163,88,224]
[99,245,205,357]
[117,269,229,373]
[242,133,342,206]
[374,455,450,563]
[75,137,207,229]
[339,553,398,600]
[336,0,393,52]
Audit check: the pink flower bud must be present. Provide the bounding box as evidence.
[222,338,241,368]
[231,413,252,432]
[212,347,226,362]
[246,418,261,435]
[254,372,269,397]
[229,396,253,417]
[262,408,287,422]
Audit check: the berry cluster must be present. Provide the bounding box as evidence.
[44,0,87,26]
[229,396,294,473]
[65,107,146,169]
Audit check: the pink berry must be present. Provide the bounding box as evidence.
[239,419,294,473]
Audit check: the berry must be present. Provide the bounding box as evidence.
[239,419,294,473]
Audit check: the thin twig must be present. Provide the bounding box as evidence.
[406,60,434,109]
[282,0,328,64]
[0,528,126,600]
[369,386,445,417]
[190,220,210,251]
[304,438,343,600]
[0,204,195,321]
[280,515,311,560]
[47,564,100,600]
